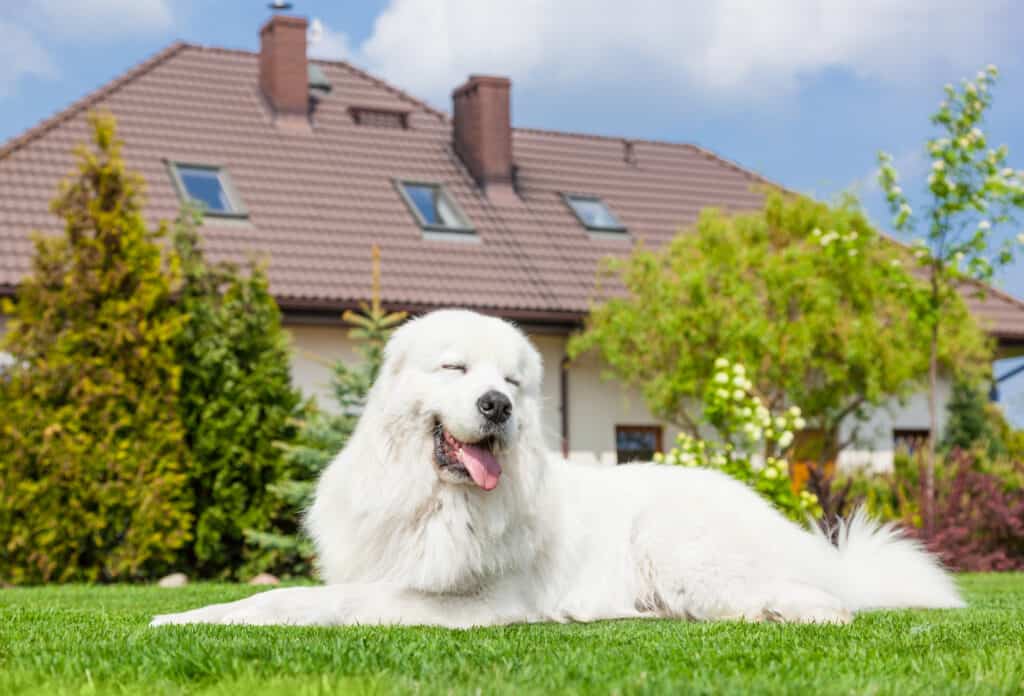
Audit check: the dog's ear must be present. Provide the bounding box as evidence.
[521,342,544,395]
[380,316,416,378]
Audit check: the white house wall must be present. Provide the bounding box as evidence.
[285,323,364,410]
[561,346,683,466]
[836,380,953,473]
[525,334,570,454]
[0,316,958,471]
[284,322,959,470]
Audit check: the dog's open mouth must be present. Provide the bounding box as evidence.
[433,422,502,491]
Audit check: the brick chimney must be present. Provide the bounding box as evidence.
[259,15,309,124]
[453,75,516,201]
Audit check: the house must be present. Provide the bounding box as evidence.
[2,13,1023,470]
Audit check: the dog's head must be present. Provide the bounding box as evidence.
[365,309,544,492]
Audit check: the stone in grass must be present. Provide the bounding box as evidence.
[157,572,189,588]
[248,573,280,586]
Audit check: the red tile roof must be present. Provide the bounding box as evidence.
[2,42,1023,342]
[963,282,1024,343]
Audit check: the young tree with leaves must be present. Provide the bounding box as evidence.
[172,208,303,578]
[878,65,1024,532]
[0,114,191,583]
[246,247,406,576]
[570,192,987,466]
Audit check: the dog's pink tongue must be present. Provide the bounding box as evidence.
[458,443,501,491]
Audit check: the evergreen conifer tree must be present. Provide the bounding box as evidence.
[172,209,303,577]
[0,114,191,583]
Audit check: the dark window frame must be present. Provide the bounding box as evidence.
[615,424,663,465]
[166,161,248,219]
[562,193,627,234]
[894,429,931,455]
[350,106,409,129]
[395,179,475,235]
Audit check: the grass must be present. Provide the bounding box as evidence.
[0,575,1022,695]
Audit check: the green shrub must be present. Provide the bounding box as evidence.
[0,114,191,584]
[942,379,1003,457]
[242,401,349,577]
[839,433,1023,530]
[839,451,923,526]
[172,212,303,578]
[986,402,1024,463]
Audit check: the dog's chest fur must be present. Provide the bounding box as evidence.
[326,477,542,595]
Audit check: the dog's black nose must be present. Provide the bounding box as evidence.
[477,390,512,424]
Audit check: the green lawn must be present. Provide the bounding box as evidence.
[0,574,1022,695]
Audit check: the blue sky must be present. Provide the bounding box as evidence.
[1,0,1023,421]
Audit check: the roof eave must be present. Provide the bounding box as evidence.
[276,297,584,332]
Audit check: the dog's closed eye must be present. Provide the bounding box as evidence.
[441,363,467,373]
[505,376,520,387]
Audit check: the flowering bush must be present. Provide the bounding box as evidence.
[654,358,821,522]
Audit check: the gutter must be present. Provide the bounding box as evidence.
[560,355,570,458]
[276,297,585,332]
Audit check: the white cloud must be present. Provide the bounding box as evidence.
[308,18,351,61]
[0,0,174,99]
[30,0,174,38]
[358,0,1016,104]
[0,20,58,99]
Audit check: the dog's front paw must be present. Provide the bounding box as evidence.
[150,587,339,627]
[151,602,236,626]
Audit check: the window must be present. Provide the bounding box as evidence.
[564,194,626,233]
[350,106,408,129]
[168,163,245,216]
[894,429,930,455]
[397,181,473,233]
[615,425,662,464]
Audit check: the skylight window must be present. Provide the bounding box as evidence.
[168,163,245,217]
[397,181,473,233]
[564,194,626,233]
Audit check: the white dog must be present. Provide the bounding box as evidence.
[152,309,963,628]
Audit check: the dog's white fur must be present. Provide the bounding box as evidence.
[152,309,963,628]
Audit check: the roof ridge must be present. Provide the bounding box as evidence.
[0,41,189,162]
[514,124,689,147]
[184,42,449,121]
[328,59,448,121]
[685,142,788,191]
[513,125,788,191]
[0,41,450,164]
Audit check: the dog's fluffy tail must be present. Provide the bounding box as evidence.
[822,508,965,611]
